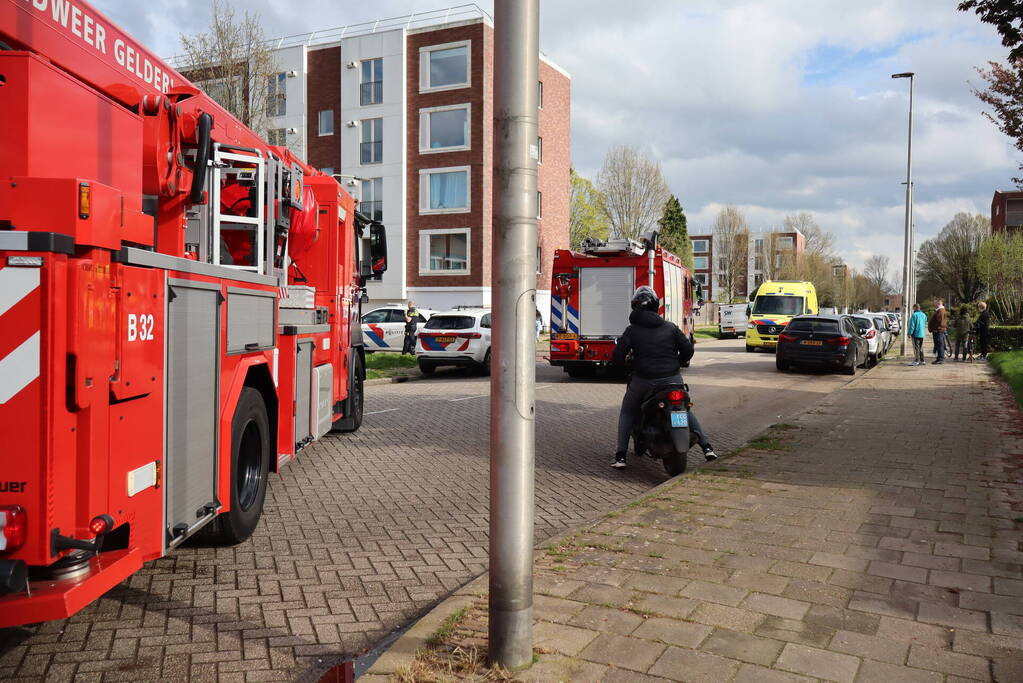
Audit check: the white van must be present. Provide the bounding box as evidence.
[718,303,748,338]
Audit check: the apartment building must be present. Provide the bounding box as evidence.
[991,190,1023,233]
[241,7,570,319]
[689,229,805,302]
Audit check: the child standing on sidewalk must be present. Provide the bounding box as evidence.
[907,303,927,366]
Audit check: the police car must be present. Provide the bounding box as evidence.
[361,305,436,352]
[415,308,492,374]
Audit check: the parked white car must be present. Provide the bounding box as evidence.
[850,314,886,367]
[885,312,901,334]
[361,305,436,352]
[869,313,894,353]
[415,308,493,374]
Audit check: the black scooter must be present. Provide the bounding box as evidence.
[632,384,698,476]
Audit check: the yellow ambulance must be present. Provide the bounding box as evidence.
[745,280,819,352]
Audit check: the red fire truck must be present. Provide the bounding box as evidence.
[0,0,387,627]
[549,234,699,377]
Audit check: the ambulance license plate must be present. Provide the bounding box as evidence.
[554,333,578,340]
[670,411,689,428]
[435,336,456,343]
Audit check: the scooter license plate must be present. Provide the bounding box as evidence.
[670,411,689,428]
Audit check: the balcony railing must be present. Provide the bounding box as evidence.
[361,81,383,106]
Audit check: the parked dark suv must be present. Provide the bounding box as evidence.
[776,314,869,375]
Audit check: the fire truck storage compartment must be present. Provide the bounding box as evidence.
[294,342,314,446]
[165,279,221,544]
[313,364,333,439]
[579,267,636,337]
[227,288,276,353]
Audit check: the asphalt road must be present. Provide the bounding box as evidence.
[0,338,857,682]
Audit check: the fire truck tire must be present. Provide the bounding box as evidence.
[334,355,365,432]
[204,387,270,545]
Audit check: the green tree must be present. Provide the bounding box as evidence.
[959,1,1023,61]
[569,169,609,251]
[916,212,990,304]
[978,231,1023,323]
[657,195,693,269]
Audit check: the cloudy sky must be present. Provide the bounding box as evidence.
[96,0,1017,271]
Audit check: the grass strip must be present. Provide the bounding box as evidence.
[989,351,1023,408]
[364,352,418,379]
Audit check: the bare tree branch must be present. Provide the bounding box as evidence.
[712,205,750,302]
[596,145,671,241]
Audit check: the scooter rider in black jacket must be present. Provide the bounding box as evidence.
[611,286,716,468]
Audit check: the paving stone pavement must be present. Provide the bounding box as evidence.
[0,340,856,681]
[367,358,1023,681]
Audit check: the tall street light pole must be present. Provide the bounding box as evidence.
[490,0,538,671]
[892,71,914,357]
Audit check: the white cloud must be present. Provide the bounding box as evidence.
[94,0,1016,271]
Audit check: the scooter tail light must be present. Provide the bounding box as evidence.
[0,505,27,553]
[667,390,685,402]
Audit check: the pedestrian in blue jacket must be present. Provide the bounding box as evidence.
[906,303,927,366]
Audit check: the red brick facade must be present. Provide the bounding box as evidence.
[298,19,570,299]
[306,46,341,171]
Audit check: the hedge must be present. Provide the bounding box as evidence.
[989,326,1023,352]
[988,351,1023,408]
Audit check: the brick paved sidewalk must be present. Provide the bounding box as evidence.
[367,360,1023,681]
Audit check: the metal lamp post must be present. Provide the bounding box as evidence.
[490,0,539,671]
[892,72,914,356]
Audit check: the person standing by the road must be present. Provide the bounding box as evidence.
[975,301,991,359]
[952,305,971,362]
[907,303,927,366]
[402,301,419,355]
[535,309,543,341]
[928,298,948,365]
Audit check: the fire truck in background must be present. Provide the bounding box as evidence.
[549,234,699,377]
[0,0,387,627]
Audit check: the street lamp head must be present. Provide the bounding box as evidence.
[891,72,914,79]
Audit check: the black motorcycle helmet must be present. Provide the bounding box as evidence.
[631,286,659,312]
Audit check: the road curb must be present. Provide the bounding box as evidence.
[365,373,423,387]
[358,352,881,679]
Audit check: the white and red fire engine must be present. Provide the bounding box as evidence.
[0,0,387,627]
[549,235,699,377]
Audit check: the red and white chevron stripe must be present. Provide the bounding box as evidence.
[0,265,41,404]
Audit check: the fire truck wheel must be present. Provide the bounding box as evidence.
[211,387,270,545]
[335,355,365,432]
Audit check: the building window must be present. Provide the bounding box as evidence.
[538,80,543,108]
[537,191,542,219]
[692,239,708,253]
[318,110,334,136]
[321,167,334,176]
[754,256,764,271]
[361,58,383,105]
[420,167,470,214]
[361,118,382,164]
[717,274,728,288]
[420,41,470,91]
[537,136,543,164]
[420,104,470,152]
[694,256,708,270]
[694,273,708,286]
[268,128,286,146]
[754,238,764,252]
[777,236,794,249]
[420,228,470,275]
[267,72,286,117]
[717,257,728,271]
[361,177,383,222]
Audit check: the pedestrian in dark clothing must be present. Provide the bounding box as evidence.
[975,301,991,359]
[952,305,971,361]
[928,298,948,364]
[402,301,419,355]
